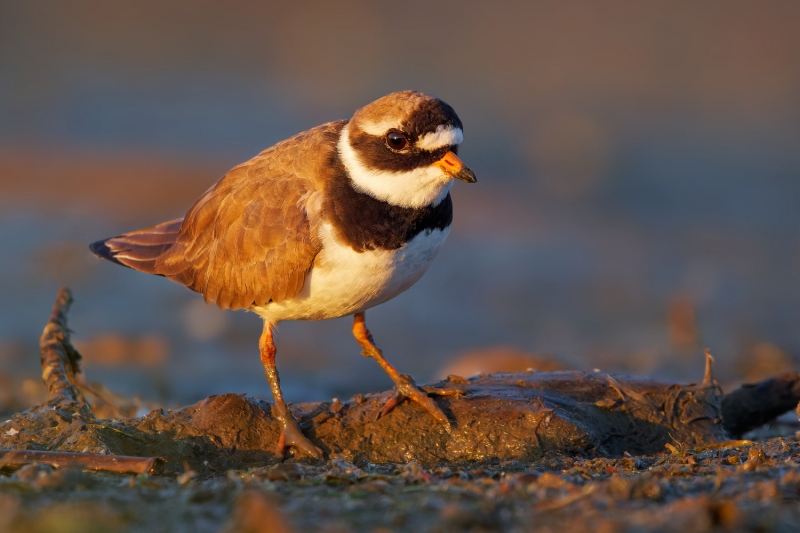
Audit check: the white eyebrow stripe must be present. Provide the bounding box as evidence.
[358,118,403,136]
[415,126,463,151]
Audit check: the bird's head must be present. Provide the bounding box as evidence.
[338,90,476,208]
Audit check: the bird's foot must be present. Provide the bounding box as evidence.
[379,374,451,427]
[276,414,324,460]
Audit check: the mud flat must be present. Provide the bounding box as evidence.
[1,288,800,532]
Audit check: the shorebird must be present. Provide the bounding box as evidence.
[90,90,476,459]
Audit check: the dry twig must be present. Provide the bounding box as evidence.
[38,286,85,408]
[0,449,163,475]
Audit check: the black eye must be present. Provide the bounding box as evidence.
[385,131,408,150]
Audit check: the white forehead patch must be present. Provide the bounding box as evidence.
[415,125,463,151]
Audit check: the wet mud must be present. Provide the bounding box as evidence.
[2,288,800,532]
[0,367,728,473]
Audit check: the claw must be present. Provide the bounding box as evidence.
[378,395,403,420]
[276,416,323,460]
[378,374,451,427]
[260,322,324,461]
[351,312,451,429]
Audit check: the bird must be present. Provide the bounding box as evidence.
[89,90,476,459]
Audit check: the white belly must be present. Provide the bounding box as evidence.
[253,224,450,323]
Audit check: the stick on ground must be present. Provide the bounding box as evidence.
[38,286,86,409]
[721,372,800,436]
[0,449,164,475]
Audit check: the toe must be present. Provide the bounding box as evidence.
[410,392,450,426]
[278,423,324,460]
[292,438,324,460]
[378,381,451,427]
[286,435,324,460]
[378,394,403,420]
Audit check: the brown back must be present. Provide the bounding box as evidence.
[98,121,345,310]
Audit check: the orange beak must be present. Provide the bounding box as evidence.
[433,151,477,183]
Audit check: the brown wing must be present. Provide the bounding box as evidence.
[93,121,344,311]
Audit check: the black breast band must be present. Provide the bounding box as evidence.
[325,159,453,252]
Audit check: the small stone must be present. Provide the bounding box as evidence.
[177,464,198,485]
[595,398,617,409]
[742,447,766,471]
[266,463,303,482]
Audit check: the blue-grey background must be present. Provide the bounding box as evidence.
[1,1,799,408]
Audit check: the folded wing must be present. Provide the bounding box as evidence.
[89,124,340,311]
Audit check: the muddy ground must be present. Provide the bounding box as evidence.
[2,289,800,533]
[3,429,800,532]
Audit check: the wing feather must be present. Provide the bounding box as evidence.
[91,121,345,310]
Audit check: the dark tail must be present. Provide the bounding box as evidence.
[89,238,128,268]
[89,218,183,275]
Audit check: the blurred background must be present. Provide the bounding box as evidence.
[2,1,800,413]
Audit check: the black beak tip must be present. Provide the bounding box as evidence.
[459,168,477,183]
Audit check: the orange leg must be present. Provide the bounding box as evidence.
[259,321,323,460]
[352,312,449,426]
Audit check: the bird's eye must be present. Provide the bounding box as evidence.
[385,131,408,150]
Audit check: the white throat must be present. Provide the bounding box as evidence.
[337,124,453,208]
